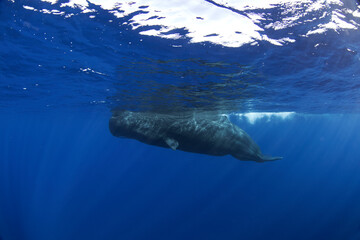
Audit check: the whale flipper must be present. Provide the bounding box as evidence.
[165,138,179,150]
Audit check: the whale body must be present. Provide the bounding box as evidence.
[109,111,282,162]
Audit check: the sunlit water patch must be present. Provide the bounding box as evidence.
[29,0,360,47]
[234,112,296,124]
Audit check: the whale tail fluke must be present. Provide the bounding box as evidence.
[258,155,283,162]
[232,153,283,162]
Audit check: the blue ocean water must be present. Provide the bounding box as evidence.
[1,0,360,239]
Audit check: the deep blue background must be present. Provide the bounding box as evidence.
[1,112,360,240]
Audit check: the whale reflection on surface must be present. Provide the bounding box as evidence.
[112,58,265,113]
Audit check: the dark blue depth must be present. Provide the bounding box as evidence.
[1,112,360,240]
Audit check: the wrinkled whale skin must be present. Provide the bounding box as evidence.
[109,111,282,162]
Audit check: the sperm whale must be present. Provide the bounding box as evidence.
[109,111,282,162]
